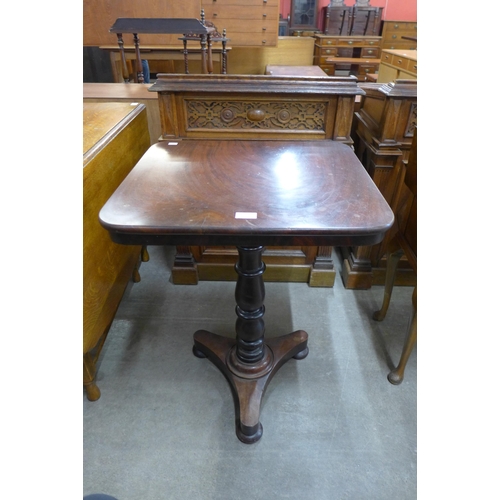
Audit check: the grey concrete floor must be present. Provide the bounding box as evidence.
[83,246,416,500]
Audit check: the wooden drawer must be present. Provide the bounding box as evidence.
[316,37,338,46]
[203,6,279,20]
[319,65,335,76]
[336,38,367,46]
[407,59,417,74]
[381,51,394,65]
[208,19,278,32]
[316,46,339,57]
[357,64,379,76]
[228,32,278,46]
[202,0,278,5]
[383,21,417,33]
[314,36,381,47]
[382,40,417,50]
[360,47,380,58]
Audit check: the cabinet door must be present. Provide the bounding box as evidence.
[290,0,318,29]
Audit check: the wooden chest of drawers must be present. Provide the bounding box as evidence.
[314,35,381,80]
[378,49,417,83]
[381,21,417,50]
[201,0,279,47]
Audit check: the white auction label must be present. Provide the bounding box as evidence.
[235,212,258,219]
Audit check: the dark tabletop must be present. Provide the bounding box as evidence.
[109,18,210,35]
[99,140,394,247]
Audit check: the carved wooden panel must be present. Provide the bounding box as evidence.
[404,102,417,137]
[185,99,327,132]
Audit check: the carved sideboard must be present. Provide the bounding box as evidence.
[344,79,417,289]
[149,74,364,286]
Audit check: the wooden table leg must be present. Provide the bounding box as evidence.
[200,34,208,74]
[207,34,213,74]
[193,245,309,443]
[182,39,189,74]
[116,33,130,82]
[133,33,144,84]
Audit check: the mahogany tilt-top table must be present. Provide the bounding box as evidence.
[99,139,394,443]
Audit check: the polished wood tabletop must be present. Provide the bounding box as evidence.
[99,140,393,247]
[99,139,393,444]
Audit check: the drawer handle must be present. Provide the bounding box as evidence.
[367,50,373,54]
[263,13,267,17]
[397,59,402,64]
[213,13,217,16]
[263,0,267,3]
[394,24,399,29]
[348,41,353,45]
[413,65,417,70]
[247,109,266,122]
[327,40,332,44]
[262,27,266,30]
[384,55,389,60]
[369,41,374,45]
[262,40,266,44]
[392,35,397,39]
[325,49,331,54]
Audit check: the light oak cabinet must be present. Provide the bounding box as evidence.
[83,102,151,400]
[201,0,279,46]
[378,49,417,83]
[381,21,417,50]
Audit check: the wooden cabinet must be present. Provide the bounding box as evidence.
[83,0,280,48]
[378,49,417,83]
[381,21,417,50]
[201,0,279,46]
[322,5,382,36]
[83,102,151,400]
[313,34,381,80]
[289,0,319,31]
[343,79,417,289]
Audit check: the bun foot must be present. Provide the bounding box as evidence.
[85,382,101,401]
[387,370,404,385]
[192,345,207,358]
[293,346,309,360]
[236,422,263,444]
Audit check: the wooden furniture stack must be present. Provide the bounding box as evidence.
[322,1,383,36]
[313,34,382,80]
[83,102,151,400]
[201,0,280,46]
[342,79,417,289]
[84,0,280,48]
[150,73,364,287]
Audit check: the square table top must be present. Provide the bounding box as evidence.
[99,140,393,248]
